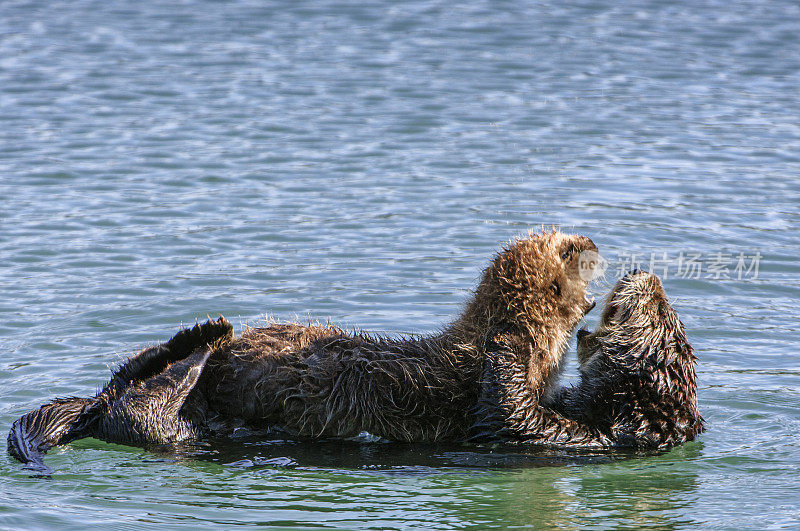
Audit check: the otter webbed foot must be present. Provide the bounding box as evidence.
[95,346,212,445]
[7,317,231,475]
[107,316,232,395]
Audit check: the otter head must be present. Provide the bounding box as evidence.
[578,270,684,368]
[576,270,703,447]
[458,229,598,392]
[480,230,598,339]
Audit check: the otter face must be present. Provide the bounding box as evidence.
[577,270,686,371]
[485,230,598,338]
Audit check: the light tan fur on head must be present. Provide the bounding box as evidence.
[452,229,598,396]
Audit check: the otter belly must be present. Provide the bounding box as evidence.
[199,329,478,442]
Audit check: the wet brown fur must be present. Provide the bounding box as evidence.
[198,229,598,442]
[547,271,704,448]
[8,230,601,472]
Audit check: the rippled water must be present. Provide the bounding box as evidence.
[2,0,799,528]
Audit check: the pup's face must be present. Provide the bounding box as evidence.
[577,270,683,368]
[486,230,598,336]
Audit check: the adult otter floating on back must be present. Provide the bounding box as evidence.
[7,232,702,473]
[9,230,598,470]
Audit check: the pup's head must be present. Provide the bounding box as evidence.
[576,270,703,447]
[479,229,598,340]
[578,270,683,368]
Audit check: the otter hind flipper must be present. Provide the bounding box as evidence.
[97,347,212,444]
[108,316,232,394]
[7,396,99,475]
[7,319,230,475]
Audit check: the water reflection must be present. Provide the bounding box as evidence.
[155,436,634,471]
[433,442,705,528]
[132,437,703,528]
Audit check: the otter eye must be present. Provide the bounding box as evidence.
[550,281,561,297]
[560,243,578,261]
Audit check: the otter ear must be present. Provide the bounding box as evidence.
[601,339,645,371]
[662,341,680,367]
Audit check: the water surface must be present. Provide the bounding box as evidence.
[2,0,800,528]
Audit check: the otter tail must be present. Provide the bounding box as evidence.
[7,317,233,475]
[7,396,100,475]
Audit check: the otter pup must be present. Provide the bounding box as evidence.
[8,230,599,472]
[546,270,704,449]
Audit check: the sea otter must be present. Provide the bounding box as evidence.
[545,270,704,448]
[9,230,601,472]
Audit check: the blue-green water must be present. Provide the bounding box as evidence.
[2,0,799,528]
